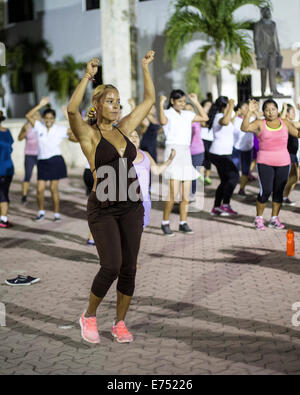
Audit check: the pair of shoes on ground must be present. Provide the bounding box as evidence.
[79,312,133,344]
[87,239,95,246]
[35,213,61,222]
[5,275,40,286]
[210,205,238,217]
[161,223,193,236]
[254,216,284,231]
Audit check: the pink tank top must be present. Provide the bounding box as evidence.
[25,124,38,156]
[190,122,204,155]
[256,119,290,167]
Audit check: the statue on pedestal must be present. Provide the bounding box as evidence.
[254,6,283,97]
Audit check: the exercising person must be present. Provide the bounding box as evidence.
[241,99,300,230]
[67,51,155,344]
[26,97,78,222]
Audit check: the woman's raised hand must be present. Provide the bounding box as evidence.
[86,58,99,78]
[142,50,155,67]
[39,97,50,107]
[188,93,199,104]
[160,95,167,105]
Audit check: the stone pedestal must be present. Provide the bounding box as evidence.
[101,0,136,116]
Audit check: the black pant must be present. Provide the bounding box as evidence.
[257,163,290,204]
[203,140,213,170]
[209,153,239,207]
[87,192,144,298]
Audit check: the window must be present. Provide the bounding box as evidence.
[86,0,100,11]
[8,0,34,24]
[237,75,252,104]
[10,72,34,94]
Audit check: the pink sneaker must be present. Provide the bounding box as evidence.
[219,205,238,216]
[268,217,285,230]
[254,217,266,231]
[210,207,222,216]
[112,320,133,343]
[79,312,100,344]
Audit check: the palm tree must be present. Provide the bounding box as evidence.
[46,55,86,103]
[164,0,271,96]
[7,39,52,103]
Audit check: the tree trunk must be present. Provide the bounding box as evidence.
[216,47,222,96]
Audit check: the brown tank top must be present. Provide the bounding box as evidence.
[93,125,141,207]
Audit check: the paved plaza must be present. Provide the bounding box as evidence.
[1,162,300,375]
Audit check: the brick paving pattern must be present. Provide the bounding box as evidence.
[1,163,300,375]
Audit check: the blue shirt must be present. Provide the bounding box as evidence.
[0,129,14,176]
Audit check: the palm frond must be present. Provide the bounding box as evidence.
[164,10,209,63]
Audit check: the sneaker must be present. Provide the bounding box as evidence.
[112,320,133,343]
[268,217,285,230]
[0,220,12,228]
[204,177,212,185]
[21,196,27,205]
[5,275,40,286]
[79,312,100,344]
[53,216,61,222]
[219,205,238,216]
[210,207,222,216]
[179,223,193,234]
[238,189,246,197]
[87,239,95,246]
[198,174,204,183]
[283,198,296,206]
[34,213,45,222]
[161,223,174,237]
[254,217,266,231]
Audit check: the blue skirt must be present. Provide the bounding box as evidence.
[37,155,67,181]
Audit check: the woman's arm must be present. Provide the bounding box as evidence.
[146,149,176,176]
[67,59,99,143]
[241,100,262,135]
[189,93,209,122]
[219,99,235,126]
[25,97,50,127]
[119,51,155,134]
[284,119,300,138]
[159,95,168,125]
[18,123,29,141]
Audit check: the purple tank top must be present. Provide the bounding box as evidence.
[25,124,38,156]
[190,122,204,155]
[133,149,151,202]
[134,150,151,228]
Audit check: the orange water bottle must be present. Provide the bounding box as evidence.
[287,229,295,257]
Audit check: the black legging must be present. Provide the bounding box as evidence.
[203,140,213,170]
[209,153,239,207]
[87,191,144,298]
[257,163,290,204]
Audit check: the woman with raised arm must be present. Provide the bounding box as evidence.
[159,91,208,236]
[241,99,300,230]
[67,51,155,344]
[281,103,300,206]
[25,97,78,222]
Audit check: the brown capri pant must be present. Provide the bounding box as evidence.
[87,191,144,298]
